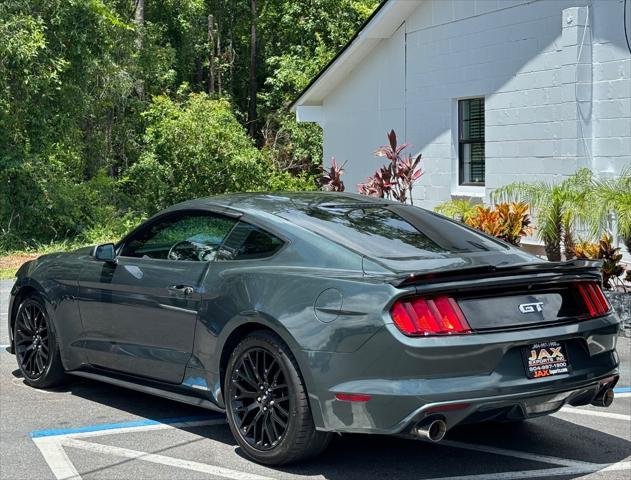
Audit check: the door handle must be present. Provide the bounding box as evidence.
[167,285,195,296]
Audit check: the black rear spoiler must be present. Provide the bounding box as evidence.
[389,259,603,288]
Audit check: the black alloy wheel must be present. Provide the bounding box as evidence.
[225,331,332,465]
[13,295,67,388]
[15,299,50,379]
[230,347,290,450]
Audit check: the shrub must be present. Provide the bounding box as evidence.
[464,202,533,247]
[126,94,268,214]
[568,234,624,290]
[358,130,423,204]
[318,158,346,192]
[568,240,601,260]
[266,170,317,191]
[0,150,126,251]
[434,199,480,222]
[79,208,145,245]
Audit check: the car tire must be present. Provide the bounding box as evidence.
[13,294,68,388]
[224,330,332,465]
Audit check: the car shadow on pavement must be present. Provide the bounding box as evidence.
[11,370,222,424]
[15,371,631,480]
[269,418,631,480]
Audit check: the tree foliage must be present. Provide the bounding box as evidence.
[0,0,378,251]
[126,94,267,213]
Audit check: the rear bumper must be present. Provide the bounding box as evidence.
[395,373,618,436]
[302,313,620,433]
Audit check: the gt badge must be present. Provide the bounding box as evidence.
[519,302,543,314]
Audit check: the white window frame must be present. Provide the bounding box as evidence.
[450,96,486,198]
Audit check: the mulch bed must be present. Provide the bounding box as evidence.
[0,254,39,272]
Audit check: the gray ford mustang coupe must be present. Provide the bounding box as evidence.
[8,192,620,464]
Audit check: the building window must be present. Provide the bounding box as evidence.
[458,98,485,186]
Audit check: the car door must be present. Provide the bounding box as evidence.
[77,210,238,383]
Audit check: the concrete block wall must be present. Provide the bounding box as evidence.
[322,24,406,192]
[591,0,631,177]
[403,0,595,210]
[319,0,630,212]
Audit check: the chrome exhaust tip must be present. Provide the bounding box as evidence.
[414,419,447,443]
[591,387,614,407]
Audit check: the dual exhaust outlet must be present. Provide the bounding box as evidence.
[413,386,614,443]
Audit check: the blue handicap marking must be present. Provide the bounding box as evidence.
[29,414,222,438]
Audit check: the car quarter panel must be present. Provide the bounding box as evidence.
[185,216,399,410]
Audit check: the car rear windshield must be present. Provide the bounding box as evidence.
[279,204,508,258]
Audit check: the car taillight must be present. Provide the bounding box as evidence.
[390,296,471,336]
[576,282,611,317]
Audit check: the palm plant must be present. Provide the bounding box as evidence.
[434,199,479,222]
[590,166,631,255]
[492,168,594,261]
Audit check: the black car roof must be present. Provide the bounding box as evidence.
[171,192,395,217]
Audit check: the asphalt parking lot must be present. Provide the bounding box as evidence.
[1,279,630,480]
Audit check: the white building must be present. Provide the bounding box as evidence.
[292,0,630,212]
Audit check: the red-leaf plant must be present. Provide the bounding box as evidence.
[358,130,423,204]
[318,157,346,192]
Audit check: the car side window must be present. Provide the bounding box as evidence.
[121,212,237,261]
[217,222,284,261]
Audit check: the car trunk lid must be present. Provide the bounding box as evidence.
[388,259,607,332]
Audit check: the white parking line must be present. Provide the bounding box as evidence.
[31,418,226,480]
[421,462,631,480]
[63,438,275,480]
[32,437,81,480]
[558,407,631,421]
[440,440,595,467]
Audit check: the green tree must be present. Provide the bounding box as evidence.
[258,0,379,171]
[0,0,378,251]
[1,0,140,248]
[126,93,267,213]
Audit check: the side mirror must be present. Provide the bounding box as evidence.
[92,243,117,262]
